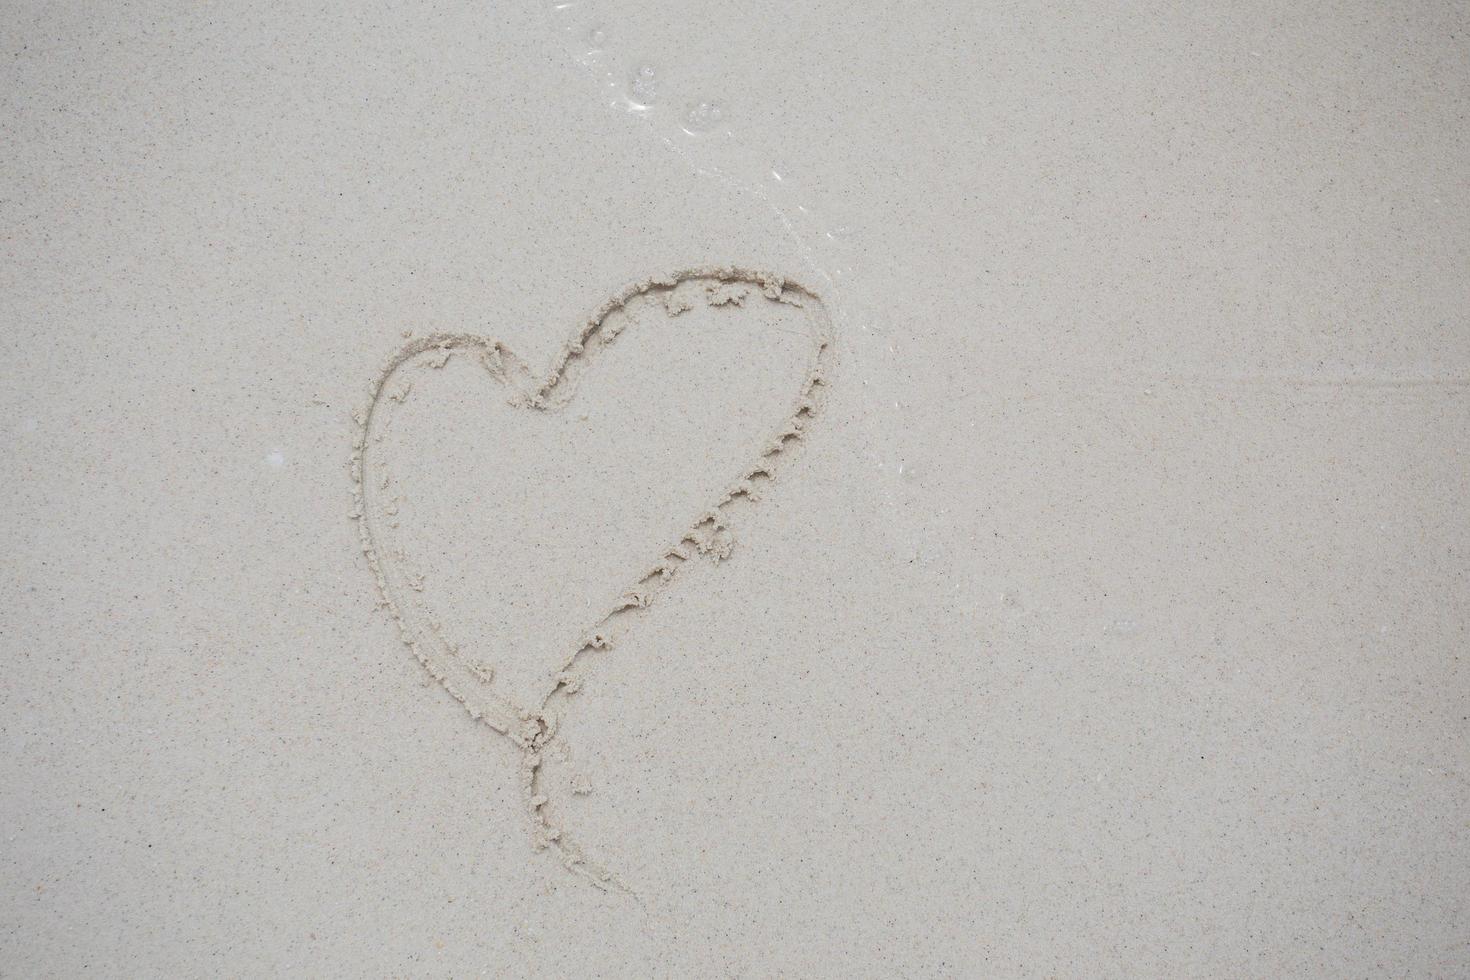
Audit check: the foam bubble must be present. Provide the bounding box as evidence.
[681,100,724,135]
[628,64,658,106]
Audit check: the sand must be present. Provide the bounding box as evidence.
[3,0,1468,976]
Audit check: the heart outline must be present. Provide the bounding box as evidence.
[350,267,833,890]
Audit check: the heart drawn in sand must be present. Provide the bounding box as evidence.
[350,268,832,890]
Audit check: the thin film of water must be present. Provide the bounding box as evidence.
[541,0,923,549]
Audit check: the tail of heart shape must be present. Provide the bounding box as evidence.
[350,267,833,892]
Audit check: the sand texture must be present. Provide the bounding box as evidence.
[3,1,1468,976]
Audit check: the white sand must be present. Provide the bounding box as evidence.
[3,1,1467,975]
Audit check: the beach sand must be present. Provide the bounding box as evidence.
[3,1,1467,975]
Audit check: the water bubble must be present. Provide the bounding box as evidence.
[585,26,606,47]
[682,100,724,134]
[628,64,658,106]
[266,449,285,468]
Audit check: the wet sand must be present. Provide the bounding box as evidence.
[3,1,1467,975]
